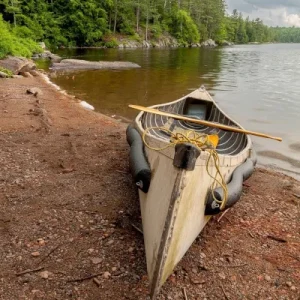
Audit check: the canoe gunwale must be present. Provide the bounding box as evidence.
[135,87,252,161]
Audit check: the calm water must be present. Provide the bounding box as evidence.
[47,44,300,178]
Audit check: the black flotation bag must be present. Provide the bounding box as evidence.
[205,151,257,215]
[126,125,151,193]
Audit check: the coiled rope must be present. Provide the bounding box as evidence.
[142,127,228,210]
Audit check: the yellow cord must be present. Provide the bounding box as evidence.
[142,127,228,210]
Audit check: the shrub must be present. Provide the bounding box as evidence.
[0,15,42,59]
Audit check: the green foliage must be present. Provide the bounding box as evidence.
[168,10,200,44]
[0,66,13,76]
[0,14,41,59]
[1,0,300,49]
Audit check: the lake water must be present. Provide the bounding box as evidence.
[48,44,300,179]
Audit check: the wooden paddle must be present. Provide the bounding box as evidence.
[129,104,282,142]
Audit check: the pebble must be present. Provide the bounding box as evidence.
[226,257,233,263]
[103,271,111,279]
[192,267,198,274]
[91,257,103,265]
[31,251,40,257]
[286,281,292,287]
[128,247,134,253]
[265,275,271,282]
[39,271,50,279]
[218,272,226,280]
[87,248,94,254]
[37,238,45,246]
[106,239,114,245]
[112,267,117,272]
[291,286,296,291]
[200,252,206,259]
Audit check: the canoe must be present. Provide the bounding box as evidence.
[126,86,256,299]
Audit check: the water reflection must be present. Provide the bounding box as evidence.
[49,45,300,178]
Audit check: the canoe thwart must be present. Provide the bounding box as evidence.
[205,152,257,215]
[173,143,201,171]
[126,125,151,193]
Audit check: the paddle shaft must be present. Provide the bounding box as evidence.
[129,104,282,142]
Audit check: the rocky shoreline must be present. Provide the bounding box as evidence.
[0,60,299,299]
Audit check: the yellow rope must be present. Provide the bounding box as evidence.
[142,127,228,210]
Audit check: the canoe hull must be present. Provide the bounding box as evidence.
[128,86,253,298]
[139,146,250,298]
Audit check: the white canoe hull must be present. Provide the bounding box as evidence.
[129,87,253,298]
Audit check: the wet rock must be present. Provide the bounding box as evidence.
[51,59,141,72]
[201,39,217,48]
[220,40,234,46]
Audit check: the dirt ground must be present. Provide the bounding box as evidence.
[0,75,299,300]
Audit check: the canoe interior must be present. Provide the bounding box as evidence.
[141,97,248,156]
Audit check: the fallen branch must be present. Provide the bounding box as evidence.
[16,266,44,276]
[39,244,62,264]
[131,223,143,234]
[217,209,230,223]
[182,287,188,300]
[216,263,247,268]
[93,277,101,287]
[220,284,230,300]
[67,272,103,283]
[267,235,287,243]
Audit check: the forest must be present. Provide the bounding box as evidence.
[1,0,300,58]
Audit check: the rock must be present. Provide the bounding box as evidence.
[31,251,40,257]
[39,271,51,279]
[128,247,134,253]
[112,267,117,272]
[37,238,45,246]
[0,56,36,75]
[12,75,23,79]
[18,274,34,284]
[286,281,292,287]
[91,257,103,265]
[80,101,94,111]
[49,54,62,63]
[218,272,226,280]
[200,252,206,259]
[51,59,141,72]
[291,286,296,291]
[87,248,94,254]
[26,87,43,97]
[201,39,217,48]
[39,42,46,50]
[29,70,40,77]
[20,72,33,78]
[265,275,271,282]
[0,71,9,78]
[106,239,114,246]
[220,40,234,46]
[103,271,111,279]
